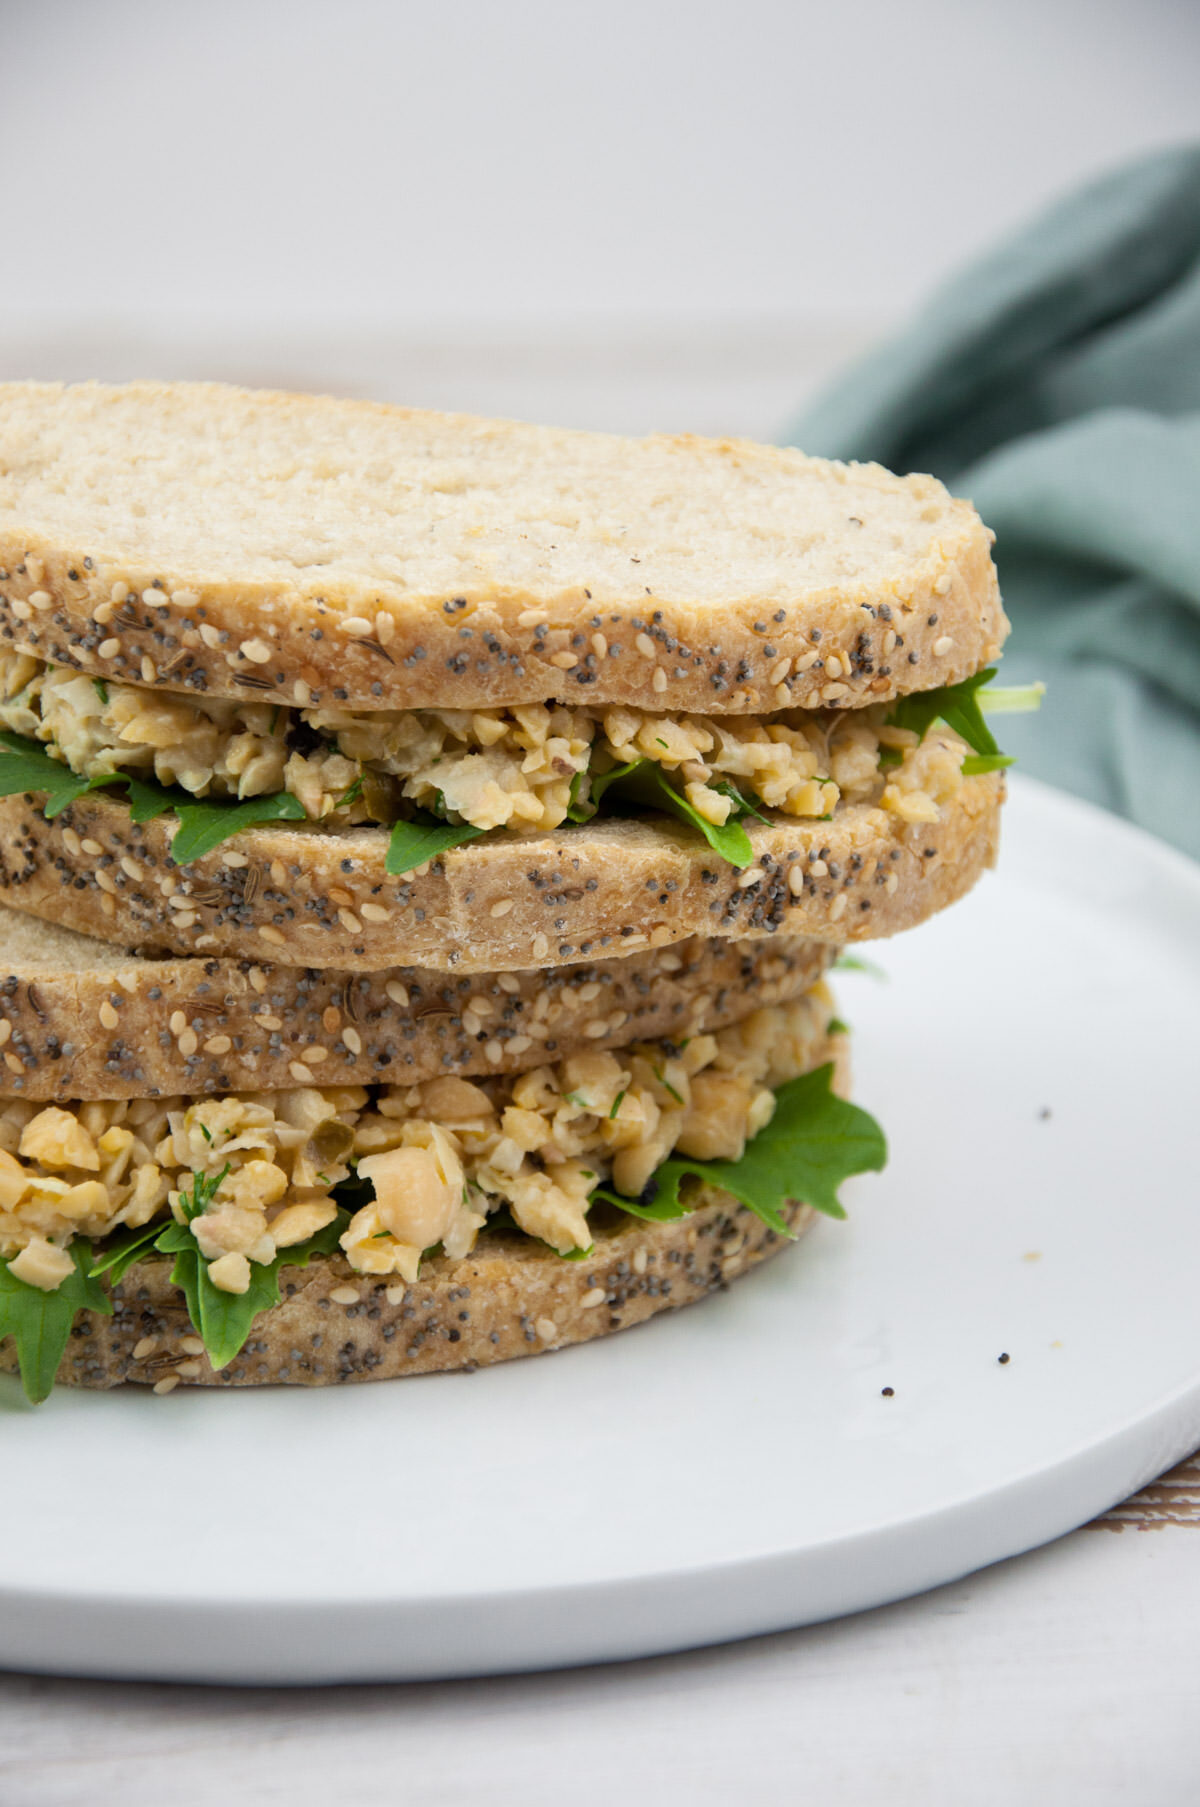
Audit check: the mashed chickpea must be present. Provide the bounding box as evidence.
[0,650,968,840]
[0,993,835,1292]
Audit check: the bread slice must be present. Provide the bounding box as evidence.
[0,381,1006,715]
[0,1188,816,1392]
[0,906,831,1100]
[0,772,1003,971]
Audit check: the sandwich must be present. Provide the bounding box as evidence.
[0,382,1030,1401]
[0,904,880,1397]
[0,382,1011,970]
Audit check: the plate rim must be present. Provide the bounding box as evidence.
[2,774,1199,1679]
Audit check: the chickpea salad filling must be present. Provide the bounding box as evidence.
[0,992,886,1399]
[0,651,1040,871]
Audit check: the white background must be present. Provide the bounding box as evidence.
[2,0,1198,435]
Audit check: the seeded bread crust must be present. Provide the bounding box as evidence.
[0,911,831,1101]
[0,775,1002,972]
[0,382,1007,715]
[0,1191,817,1392]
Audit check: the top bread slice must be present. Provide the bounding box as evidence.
[0,382,1007,716]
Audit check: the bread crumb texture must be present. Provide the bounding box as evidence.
[0,382,1006,713]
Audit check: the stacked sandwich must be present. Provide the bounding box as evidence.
[0,382,1015,1401]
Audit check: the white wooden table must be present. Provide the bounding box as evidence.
[2,1469,1198,1807]
[1,333,1196,1805]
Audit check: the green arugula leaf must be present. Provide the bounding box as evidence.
[599,760,756,869]
[0,728,306,862]
[386,813,484,877]
[150,1220,205,1340]
[154,1209,351,1372]
[827,1017,850,1036]
[886,667,1002,757]
[586,759,643,808]
[833,952,887,980]
[978,681,1046,715]
[961,752,1016,776]
[87,1220,166,1283]
[0,1241,112,1405]
[593,1063,886,1236]
[565,770,592,823]
[125,777,177,822]
[0,731,127,818]
[479,1202,521,1235]
[92,678,109,704]
[566,758,643,823]
[168,793,306,864]
[885,670,1042,769]
[576,756,762,865]
[589,1181,692,1223]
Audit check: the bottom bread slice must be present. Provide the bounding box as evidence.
[2,1190,815,1391]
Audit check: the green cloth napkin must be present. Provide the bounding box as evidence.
[790,144,1200,860]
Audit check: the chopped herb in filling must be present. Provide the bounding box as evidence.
[0,992,884,1398]
[0,652,1036,866]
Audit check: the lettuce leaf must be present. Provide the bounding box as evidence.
[566,759,640,822]
[125,777,178,823]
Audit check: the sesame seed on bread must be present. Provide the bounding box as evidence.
[0,774,1003,971]
[2,1188,817,1392]
[0,381,1007,716]
[0,907,832,1101]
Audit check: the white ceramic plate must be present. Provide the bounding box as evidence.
[3,775,1199,1685]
